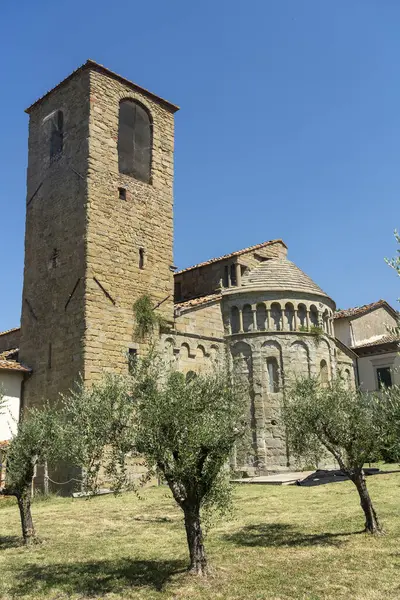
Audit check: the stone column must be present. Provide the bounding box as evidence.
[252,308,257,331]
[294,310,298,331]
[266,308,270,331]
[281,308,285,331]
[235,263,242,287]
[306,310,310,329]
[238,308,244,333]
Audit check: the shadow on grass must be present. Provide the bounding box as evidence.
[224,523,364,548]
[11,558,186,597]
[0,536,22,549]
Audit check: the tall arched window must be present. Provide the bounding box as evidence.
[50,110,63,161]
[231,306,240,334]
[320,360,329,385]
[242,304,253,332]
[118,100,152,183]
[267,358,279,393]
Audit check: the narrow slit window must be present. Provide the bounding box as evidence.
[118,187,126,200]
[139,248,145,270]
[128,348,138,374]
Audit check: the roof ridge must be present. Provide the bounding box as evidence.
[175,239,287,275]
[0,327,20,337]
[26,59,179,114]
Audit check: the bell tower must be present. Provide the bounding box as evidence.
[19,60,178,407]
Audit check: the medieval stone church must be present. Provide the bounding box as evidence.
[0,60,357,474]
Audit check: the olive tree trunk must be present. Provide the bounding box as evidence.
[352,470,382,534]
[183,504,207,575]
[17,492,36,545]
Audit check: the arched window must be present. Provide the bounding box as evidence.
[242,304,253,332]
[50,110,63,161]
[230,263,237,286]
[271,303,282,331]
[118,100,152,183]
[320,359,329,385]
[231,306,240,334]
[186,370,197,382]
[310,305,319,327]
[297,304,307,328]
[267,357,279,393]
[285,303,295,331]
[256,303,267,330]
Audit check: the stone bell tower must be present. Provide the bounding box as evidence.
[19,60,178,408]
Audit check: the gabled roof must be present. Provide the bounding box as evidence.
[175,293,222,310]
[175,240,287,275]
[0,327,20,337]
[354,334,399,350]
[25,59,179,114]
[0,360,30,374]
[334,300,398,321]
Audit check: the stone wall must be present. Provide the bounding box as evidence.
[0,329,21,353]
[19,71,90,408]
[83,68,176,382]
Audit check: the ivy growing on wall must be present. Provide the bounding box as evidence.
[132,295,167,340]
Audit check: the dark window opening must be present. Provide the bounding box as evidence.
[186,371,197,382]
[377,367,392,389]
[230,263,237,286]
[139,248,145,270]
[118,100,152,183]
[267,358,279,393]
[51,248,59,269]
[175,281,182,301]
[128,348,138,374]
[118,187,127,200]
[223,265,229,287]
[50,110,64,161]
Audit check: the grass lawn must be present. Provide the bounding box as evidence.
[1,470,400,600]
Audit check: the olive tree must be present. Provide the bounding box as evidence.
[0,405,63,544]
[131,354,247,575]
[283,376,384,534]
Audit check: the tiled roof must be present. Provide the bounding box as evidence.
[240,258,331,299]
[26,59,179,114]
[0,349,18,361]
[334,300,398,320]
[354,334,399,349]
[175,240,287,275]
[0,360,30,374]
[0,327,20,337]
[175,293,222,310]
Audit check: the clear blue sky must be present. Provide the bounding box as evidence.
[0,0,399,332]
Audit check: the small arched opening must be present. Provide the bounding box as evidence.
[270,302,282,331]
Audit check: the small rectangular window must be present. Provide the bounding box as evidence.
[230,263,237,286]
[118,187,126,200]
[377,367,392,389]
[223,265,229,287]
[175,281,182,301]
[128,348,137,374]
[139,248,145,270]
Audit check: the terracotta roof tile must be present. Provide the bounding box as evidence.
[26,59,179,114]
[0,349,18,361]
[175,240,287,275]
[354,334,399,349]
[0,327,20,337]
[334,300,398,320]
[0,360,31,373]
[175,293,222,310]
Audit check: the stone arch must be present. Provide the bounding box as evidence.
[164,336,176,365]
[322,309,330,334]
[180,342,191,358]
[309,304,319,327]
[270,302,282,331]
[256,303,267,331]
[261,340,283,393]
[197,344,207,358]
[320,359,329,385]
[289,340,311,378]
[297,303,307,328]
[285,302,295,331]
[242,304,253,332]
[230,306,240,334]
[209,344,219,362]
